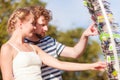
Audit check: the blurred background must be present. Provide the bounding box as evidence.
[0,0,120,80]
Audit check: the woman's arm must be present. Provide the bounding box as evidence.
[35,45,106,71]
[0,44,14,80]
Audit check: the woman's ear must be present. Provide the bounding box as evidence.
[18,17,23,23]
[16,18,22,29]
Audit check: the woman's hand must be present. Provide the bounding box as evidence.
[91,61,107,71]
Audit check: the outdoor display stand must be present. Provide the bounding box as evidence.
[83,0,120,80]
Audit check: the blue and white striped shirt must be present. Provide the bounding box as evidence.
[25,36,65,80]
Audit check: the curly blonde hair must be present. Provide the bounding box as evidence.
[7,8,32,34]
[28,6,52,22]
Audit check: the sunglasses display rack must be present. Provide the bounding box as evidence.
[83,0,120,80]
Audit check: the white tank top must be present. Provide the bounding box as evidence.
[8,42,43,80]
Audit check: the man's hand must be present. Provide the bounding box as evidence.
[83,22,98,37]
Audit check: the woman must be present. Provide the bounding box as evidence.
[0,7,106,80]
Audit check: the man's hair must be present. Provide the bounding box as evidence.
[28,6,52,22]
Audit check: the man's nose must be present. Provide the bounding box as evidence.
[43,26,48,31]
[33,26,36,30]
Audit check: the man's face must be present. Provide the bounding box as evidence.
[35,16,48,38]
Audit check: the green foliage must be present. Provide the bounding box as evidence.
[46,25,58,39]
[57,28,84,46]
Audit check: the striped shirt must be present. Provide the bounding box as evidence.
[25,36,65,80]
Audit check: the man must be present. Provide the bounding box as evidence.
[25,6,98,80]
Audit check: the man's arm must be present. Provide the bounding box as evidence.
[60,23,98,58]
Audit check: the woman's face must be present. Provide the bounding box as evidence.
[21,13,36,37]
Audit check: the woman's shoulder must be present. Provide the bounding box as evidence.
[0,42,14,67]
[1,42,13,55]
[1,42,11,49]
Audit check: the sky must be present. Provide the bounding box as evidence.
[41,0,120,31]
